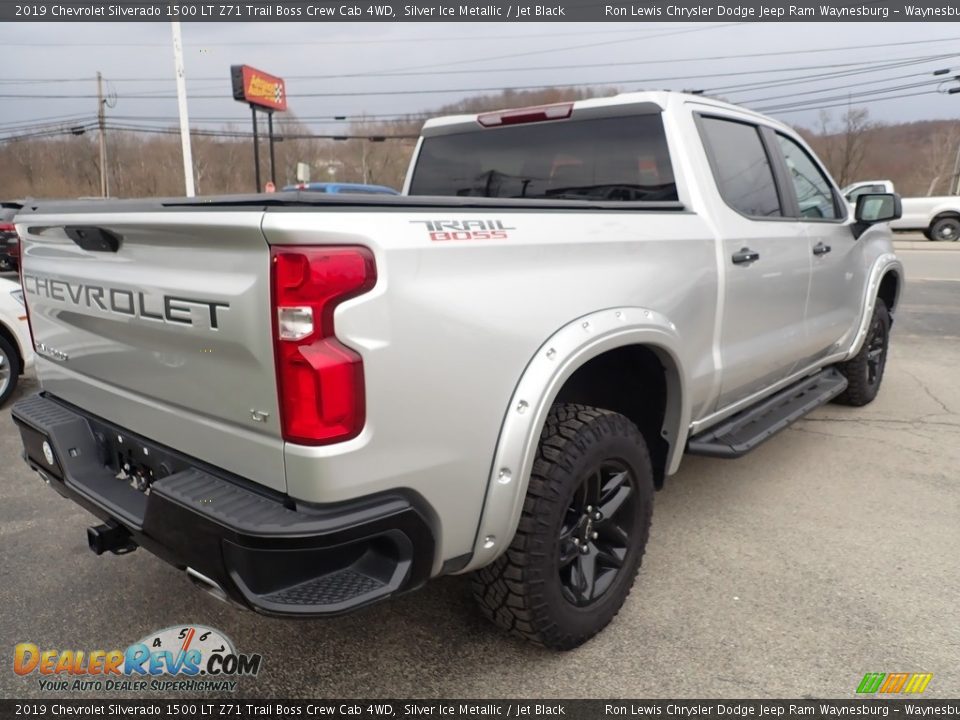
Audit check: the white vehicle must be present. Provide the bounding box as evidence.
[0,277,34,405]
[841,180,896,205]
[843,180,960,240]
[894,195,960,241]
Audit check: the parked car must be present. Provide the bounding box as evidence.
[11,92,902,649]
[0,277,34,406]
[0,202,22,273]
[282,182,399,195]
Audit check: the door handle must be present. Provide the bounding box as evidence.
[812,242,832,256]
[731,247,760,265]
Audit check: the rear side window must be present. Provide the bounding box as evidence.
[699,117,782,218]
[409,115,677,202]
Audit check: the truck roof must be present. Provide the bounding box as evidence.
[421,90,791,137]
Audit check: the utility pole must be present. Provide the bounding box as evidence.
[96,71,108,197]
[935,68,960,195]
[170,21,196,196]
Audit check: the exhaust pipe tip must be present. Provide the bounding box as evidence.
[186,567,245,610]
[87,522,137,556]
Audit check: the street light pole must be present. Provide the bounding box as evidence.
[171,21,196,197]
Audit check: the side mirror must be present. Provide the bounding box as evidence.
[852,193,901,239]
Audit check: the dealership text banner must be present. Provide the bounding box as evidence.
[3,700,960,719]
[4,0,960,21]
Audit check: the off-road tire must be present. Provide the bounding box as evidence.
[471,403,654,650]
[834,299,890,407]
[0,334,20,407]
[930,217,960,242]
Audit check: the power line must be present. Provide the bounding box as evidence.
[8,51,952,93]
[4,43,958,103]
[2,62,951,100]
[754,79,947,113]
[301,33,960,80]
[711,55,956,95]
[370,23,745,76]
[0,113,92,129]
[102,124,419,140]
[759,89,941,115]
[734,68,957,106]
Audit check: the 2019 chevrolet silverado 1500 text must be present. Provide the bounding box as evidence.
[11,92,903,649]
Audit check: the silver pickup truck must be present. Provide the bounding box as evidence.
[11,92,903,650]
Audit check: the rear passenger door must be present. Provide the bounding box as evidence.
[697,115,812,410]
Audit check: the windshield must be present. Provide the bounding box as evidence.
[409,114,677,202]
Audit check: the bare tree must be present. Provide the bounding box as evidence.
[816,107,874,187]
[912,122,960,196]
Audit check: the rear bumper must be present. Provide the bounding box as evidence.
[11,392,436,616]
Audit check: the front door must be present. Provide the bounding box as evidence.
[771,132,862,367]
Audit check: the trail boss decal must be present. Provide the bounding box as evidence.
[411,219,514,242]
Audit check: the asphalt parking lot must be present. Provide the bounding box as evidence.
[1,242,958,700]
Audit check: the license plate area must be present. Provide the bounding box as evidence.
[97,427,189,495]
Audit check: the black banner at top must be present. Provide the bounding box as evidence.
[2,699,960,719]
[2,0,959,22]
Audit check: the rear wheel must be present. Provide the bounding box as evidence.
[834,300,890,407]
[472,404,654,650]
[930,217,960,242]
[0,334,20,407]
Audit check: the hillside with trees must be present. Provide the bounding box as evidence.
[1,87,956,199]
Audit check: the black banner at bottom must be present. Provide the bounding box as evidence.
[2,699,959,720]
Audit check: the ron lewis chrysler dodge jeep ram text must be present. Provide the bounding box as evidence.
[11,92,903,649]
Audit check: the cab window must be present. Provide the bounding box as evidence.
[776,134,840,220]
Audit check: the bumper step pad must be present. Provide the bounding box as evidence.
[266,570,385,607]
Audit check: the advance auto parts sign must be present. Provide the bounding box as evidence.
[231,64,287,112]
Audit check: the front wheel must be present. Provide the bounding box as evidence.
[930,217,960,242]
[834,299,890,407]
[472,404,654,650]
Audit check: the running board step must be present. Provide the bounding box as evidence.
[687,368,848,458]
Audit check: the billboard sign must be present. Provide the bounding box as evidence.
[231,65,287,112]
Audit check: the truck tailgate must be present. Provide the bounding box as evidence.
[17,211,285,492]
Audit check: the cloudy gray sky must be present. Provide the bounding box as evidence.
[3,21,960,138]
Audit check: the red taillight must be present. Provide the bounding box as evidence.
[270,245,376,445]
[477,102,573,128]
